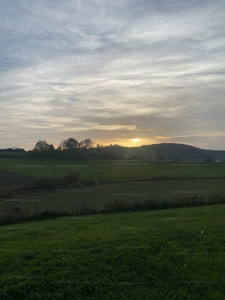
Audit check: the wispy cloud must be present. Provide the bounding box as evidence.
[0,0,225,149]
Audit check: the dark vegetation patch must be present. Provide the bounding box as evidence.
[63,172,83,185]
[0,168,36,188]
[0,170,84,199]
[1,193,225,225]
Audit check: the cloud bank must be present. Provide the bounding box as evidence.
[0,0,225,150]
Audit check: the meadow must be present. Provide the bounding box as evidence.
[1,205,225,299]
[0,158,225,180]
[1,158,225,298]
[1,178,225,224]
[1,158,225,223]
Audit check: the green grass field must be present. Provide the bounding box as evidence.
[1,158,225,224]
[1,158,225,180]
[1,205,225,299]
[1,179,225,224]
[1,158,225,298]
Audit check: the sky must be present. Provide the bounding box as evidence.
[0,0,225,150]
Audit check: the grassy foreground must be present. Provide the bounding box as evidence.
[1,158,225,180]
[1,205,225,299]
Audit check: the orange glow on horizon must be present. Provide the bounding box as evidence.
[95,138,157,147]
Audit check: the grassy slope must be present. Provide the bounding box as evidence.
[0,158,225,180]
[1,205,225,299]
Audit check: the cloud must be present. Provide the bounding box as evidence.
[0,0,225,149]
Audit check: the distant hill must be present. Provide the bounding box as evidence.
[138,143,225,160]
[139,143,205,159]
[95,143,225,160]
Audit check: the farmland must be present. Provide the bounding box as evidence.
[0,158,225,180]
[1,205,225,299]
[1,178,225,223]
[1,158,225,299]
[0,158,225,223]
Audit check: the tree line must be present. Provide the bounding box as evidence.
[33,138,94,152]
[28,138,124,159]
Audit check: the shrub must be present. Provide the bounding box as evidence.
[36,177,62,190]
[29,172,83,191]
[63,172,83,185]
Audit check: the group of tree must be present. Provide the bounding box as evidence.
[0,147,25,153]
[59,138,93,150]
[33,140,55,152]
[0,147,25,158]
[29,138,94,159]
[33,138,93,152]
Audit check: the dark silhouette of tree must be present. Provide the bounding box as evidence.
[79,138,93,149]
[96,143,104,148]
[48,144,55,152]
[33,140,53,151]
[59,137,79,150]
[0,147,25,153]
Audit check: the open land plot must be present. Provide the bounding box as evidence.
[0,204,225,299]
[0,168,36,187]
[0,158,225,180]
[1,179,225,223]
[1,158,225,224]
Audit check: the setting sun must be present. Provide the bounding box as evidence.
[131,138,140,143]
